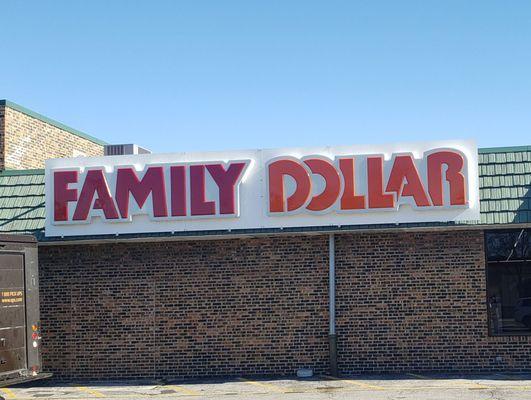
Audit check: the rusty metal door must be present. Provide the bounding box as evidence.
[0,253,27,374]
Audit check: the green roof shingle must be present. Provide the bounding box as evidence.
[0,145,529,241]
[0,170,45,239]
[478,147,531,225]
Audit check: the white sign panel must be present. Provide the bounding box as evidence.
[45,139,479,237]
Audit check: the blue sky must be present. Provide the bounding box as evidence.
[2,1,531,153]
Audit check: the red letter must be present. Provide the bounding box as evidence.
[73,170,119,220]
[339,158,366,210]
[304,158,340,211]
[386,155,430,207]
[367,157,395,209]
[170,166,187,217]
[428,151,467,206]
[268,159,312,213]
[190,165,215,216]
[206,162,247,215]
[54,170,78,221]
[115,167,168,218]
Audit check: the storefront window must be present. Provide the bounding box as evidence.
[486,229,531,335]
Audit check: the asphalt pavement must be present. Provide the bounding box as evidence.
[2,373,531,399]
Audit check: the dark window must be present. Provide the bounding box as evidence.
[486,229,531,335]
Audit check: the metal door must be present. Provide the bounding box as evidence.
[0,253,27,374]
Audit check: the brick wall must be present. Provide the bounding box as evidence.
[37,230,531,380]
[38,236,330,380]
[0,106,5,169]
[336,230,531,373]
[1,105,103,170]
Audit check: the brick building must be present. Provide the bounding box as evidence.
[0,100,530,379]
[0,100,105,170]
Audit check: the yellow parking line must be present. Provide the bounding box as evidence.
[509,386,531,391]
[461,381,492,389]
[75,386,105,397]
[406,374,491,389]
[0,388,16,399]
[237,378,287,393]
[438,381,492,390]
[165,385,202,396]
[323,375,385,390]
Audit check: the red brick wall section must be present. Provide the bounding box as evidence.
[335,230,531,373]
[38,230,531,380]
[38,236,330,380]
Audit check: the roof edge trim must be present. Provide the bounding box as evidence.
[0,169,45,176]
[479,145,531,154]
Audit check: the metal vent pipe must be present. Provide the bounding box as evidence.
[329,233,338,376]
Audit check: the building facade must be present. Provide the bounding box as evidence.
[0,101,530,379]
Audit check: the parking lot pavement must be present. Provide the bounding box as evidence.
[2,373,531,400]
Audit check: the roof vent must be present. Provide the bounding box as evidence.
[104,144,151,156]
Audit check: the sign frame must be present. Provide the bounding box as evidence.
[45,139,480,237]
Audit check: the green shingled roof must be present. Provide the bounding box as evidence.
[478,147,531,224]
[0,169,45,239]
[0,145,529,241]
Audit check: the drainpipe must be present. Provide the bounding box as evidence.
[329,233,338,376]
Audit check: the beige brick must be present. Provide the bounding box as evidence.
[0,105,104,170]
